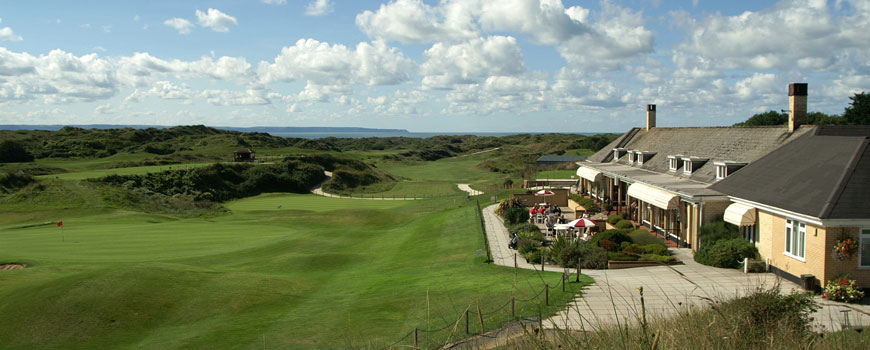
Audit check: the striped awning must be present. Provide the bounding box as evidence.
[576,166,602,182]
[626,183,680,210]
[724,202,757,226]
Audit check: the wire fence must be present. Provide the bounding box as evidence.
[371,271,580,350]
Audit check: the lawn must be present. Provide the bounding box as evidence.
[0,193,588,349]
[341,181,463,198]
[533,170,578,179]
[36,162,216,180]
[379,152,505,185]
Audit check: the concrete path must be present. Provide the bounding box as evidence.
[310,171,421,200]
[481,204,870,333]
[457,184,483,196]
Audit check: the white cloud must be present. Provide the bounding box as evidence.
[355,0,478,44]
[164,18,194,34]
[195,8,238,32]
[263,0,287,4]
[420,36,525,89]
[94,103,117,114]
[556,2,653,70]
[0,24,22,42]
[306,0,334,16]
[200,89,269,106]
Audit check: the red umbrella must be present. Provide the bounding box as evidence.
[566,218,597,227]
[535,189,555,196]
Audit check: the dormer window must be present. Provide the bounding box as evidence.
[635,151,656,166]
[612,148,626,162]
[668,155,683,172]
[713,161,747,180]
[628,151,636,164]
[682,156,709,175]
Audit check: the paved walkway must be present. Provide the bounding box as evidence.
[481,204,870,332]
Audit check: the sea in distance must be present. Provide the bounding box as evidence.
[268,131,603,139]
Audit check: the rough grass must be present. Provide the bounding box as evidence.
[36,162,215,180]
[0,193,584,349]
[380,152,505,185]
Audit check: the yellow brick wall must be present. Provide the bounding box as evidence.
[824,227,870,289]
[758,211,870,288]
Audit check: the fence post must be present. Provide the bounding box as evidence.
[576,258,581,282]
[545,284,549,306]
[476,302,485,333]
[562,272,566,292]
[413,328,418,349]
[743,257,749,274]
[465,309,469,334]
[511,297,515,318]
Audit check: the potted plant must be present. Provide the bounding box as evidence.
[833,238,859,261]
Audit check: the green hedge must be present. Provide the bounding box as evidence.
[614,219,634,230]
[589,229,633,247]
[694,238,758,268]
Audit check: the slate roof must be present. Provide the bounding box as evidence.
[710,126,870,219]
[584,126,814,184]
[537,155,586,163]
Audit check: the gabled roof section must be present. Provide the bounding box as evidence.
[587,126,812,183]
[710,126,870,219]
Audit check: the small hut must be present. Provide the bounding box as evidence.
[233,148,255,162]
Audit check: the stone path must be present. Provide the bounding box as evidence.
[481,204,870,333]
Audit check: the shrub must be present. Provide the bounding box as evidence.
[824,275,865,303]
[495,197,524,216]
[576,243,608,269]
[517,238,541,255]
[510,223,540,234]
[606,215,624,225]
[517,230,545,243]
[607,251,637,261]
[523,248,544,264]
[569,194,601,212]
[623,244,644,255]
[0,140,34,163]
[0,172,35,193]
[549,235,583,268]
[503,207,530,226]
[639,254,676,263]
[699,220,739,247]
[694,238,758,268]
[642,244,668,256]
[589,229,633,247]
[599,240,618,252]
[614,219,634,230]
[729,287,818,338]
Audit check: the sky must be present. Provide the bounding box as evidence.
[0,0,868,133]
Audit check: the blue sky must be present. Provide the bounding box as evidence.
[0,0,868,132]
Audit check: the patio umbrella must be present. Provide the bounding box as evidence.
[566,218,597,228]
[534,189,555,205]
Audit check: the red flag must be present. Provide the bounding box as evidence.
[57,221,63,227]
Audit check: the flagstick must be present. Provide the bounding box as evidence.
[61,223,64,242]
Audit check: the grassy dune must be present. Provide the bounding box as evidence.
[0,192,586,349]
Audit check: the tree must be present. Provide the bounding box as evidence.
[843,92,870,125]
[0,140,35,163]
[733,110,787,126]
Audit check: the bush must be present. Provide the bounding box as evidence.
[623,244,644,255]
[0,172,35,193]
[510,223,540,234]
[495,197,524,216]
[589,229,633,247]
[694,238,758,268]
[0,140,34,163]
[607,251,637,261]
[517,230,545,243]
[606,214,624,225]
[569,194,601,213]
[614,219,634,230]
[642,244,668,256]
[503,207,530,226]
[576,243,608,269]
[517,238,541,255]
[699,220,739,247]
[599,239,618,252]
[549,235,583,268]
[523,248,544,264]
[824,275,865,303]
[639,254,676,263]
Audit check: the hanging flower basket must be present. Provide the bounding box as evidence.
[832,238,859,261]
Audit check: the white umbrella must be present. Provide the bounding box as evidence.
[566,218,597,228]
[535,189,555,205]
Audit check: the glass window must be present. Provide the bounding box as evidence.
[683,160,692,174]
[860,229,870,268]
[785,219,806,259]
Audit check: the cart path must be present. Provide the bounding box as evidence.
[481,203,870,332]
[457,184,483,196]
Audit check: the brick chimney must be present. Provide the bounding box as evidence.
[788,83,807,132]
[646,104,656,131]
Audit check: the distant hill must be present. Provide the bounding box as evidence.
[0,124,410,134]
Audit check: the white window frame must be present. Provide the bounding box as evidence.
[784,219,806,261]
[683,159,692,175]
[715,165,727,180]
[668,157,677,171]
[638,153,645,165]
[613,149,620,161]
[628,151,635,164]
[860,228,870,269]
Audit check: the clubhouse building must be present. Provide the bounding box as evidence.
[575,83,870,289]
